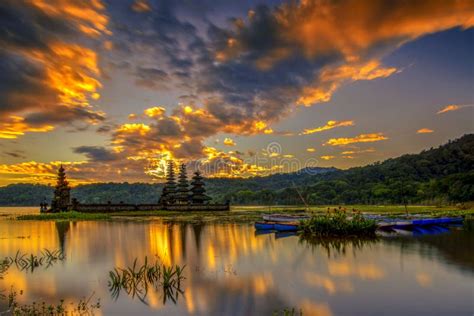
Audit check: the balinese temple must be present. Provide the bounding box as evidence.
[50,165,71,212]
[175,164,191,204]
[190,171,211,204]
[43,161,229,213]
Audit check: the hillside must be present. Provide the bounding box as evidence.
[0,134,472,206]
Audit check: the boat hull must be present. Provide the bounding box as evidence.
[254,222,275,230]
[262,214,310,222]
[274,223,299,232]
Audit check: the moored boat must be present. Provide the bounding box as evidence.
[274,222,299,232]
[254,221,276,230]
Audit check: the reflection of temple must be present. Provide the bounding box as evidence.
[44,162,229,213]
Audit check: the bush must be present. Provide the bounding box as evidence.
[299,209,377,237]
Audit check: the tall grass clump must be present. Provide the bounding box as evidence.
[300,209,377,237]
[108,256,185,304]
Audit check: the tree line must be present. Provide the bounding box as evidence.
[0,134,472,206]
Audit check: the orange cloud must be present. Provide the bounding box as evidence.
[30,0,109,37]
[131,0,152,12]
[144,106,166,118]
[437,104,473,114]
[417,128,434,134]
[307,148,316,152]
[0,161,88,186]
[297,60,397,106]
[341,148,376,155]
[223,138,236,147]
[301,120,354,135]
[325,133,388,146]
[0,116,54,139]
[320,155,335,160]
[116,123,151,136]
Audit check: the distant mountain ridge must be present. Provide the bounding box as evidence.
[0,134,472,206]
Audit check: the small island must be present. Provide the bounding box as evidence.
[42,161,229,213]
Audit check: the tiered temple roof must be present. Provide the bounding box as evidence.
[190,171,211,204]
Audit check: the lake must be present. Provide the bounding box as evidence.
[0,207,473,315]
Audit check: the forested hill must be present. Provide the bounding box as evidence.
[0,134,472,206]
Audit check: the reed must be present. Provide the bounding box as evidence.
[108,256,185,304]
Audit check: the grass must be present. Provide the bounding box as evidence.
[299,209,377,237]
[16,211,111,221]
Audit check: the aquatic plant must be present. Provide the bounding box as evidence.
[108,257,185,304]
[10,249,65,273]
[4,288,100,316]
[299,209,377,237]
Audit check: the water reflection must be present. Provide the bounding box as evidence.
[0,220,472,315]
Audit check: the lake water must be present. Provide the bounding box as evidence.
[0,207,473,315]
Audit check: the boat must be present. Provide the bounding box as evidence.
[274,222,299,232]
[254,221,276,230]
[262,214,310,222]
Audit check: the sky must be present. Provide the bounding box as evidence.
[0,0,473,185]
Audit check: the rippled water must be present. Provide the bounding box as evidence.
[0,208,473,315]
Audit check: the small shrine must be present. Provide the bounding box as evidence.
[49,165,71,212]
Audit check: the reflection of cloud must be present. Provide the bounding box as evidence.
[299,299,333,316]
[304,272,353,295]
[328,262,385,280]
[325,133,388,146]
[416,273,432,288]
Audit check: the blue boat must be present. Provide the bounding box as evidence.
[274,223,299,232]
[255,221,275,230]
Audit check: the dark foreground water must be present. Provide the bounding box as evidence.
[0,214,473,315]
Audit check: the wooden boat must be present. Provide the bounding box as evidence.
[262,214,310,222]
[274,222,299,232]
[254,221,276,230]
[377,217,463,230]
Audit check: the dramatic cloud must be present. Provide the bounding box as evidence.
[1,0,473,182]
[301,120,354,135]
[325,133,388,146]
[0,0,109,139]
[417,128,434,134]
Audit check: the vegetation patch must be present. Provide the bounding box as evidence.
[16,211,111,221]
[299,210,377,237]
[108,256,185,304]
